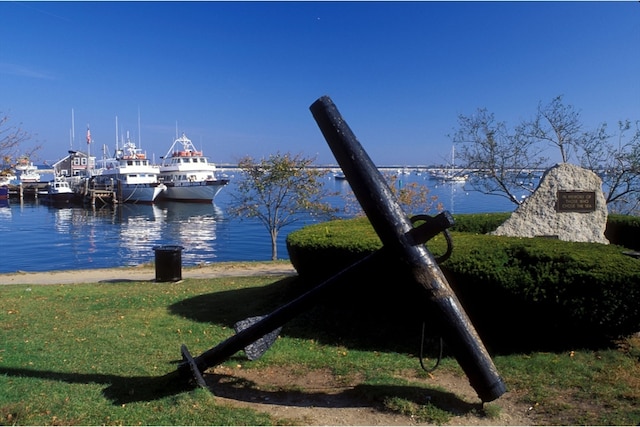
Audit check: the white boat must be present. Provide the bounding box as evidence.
[94,136,166,203]
[157,133,229,203]
[429,146,468,183]
[44,175,76,204]
[16,161,41,183]
[0,171,16,187]
[0,174,10,200]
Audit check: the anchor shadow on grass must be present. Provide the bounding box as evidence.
[0,366,193,405]
[0,366,482,418]
[202,370,481,415]
[169,276,302,330]
[168,275,430,356]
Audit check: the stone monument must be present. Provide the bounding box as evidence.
[491,163,609,244]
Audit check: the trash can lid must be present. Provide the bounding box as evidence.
[153,245,184,251]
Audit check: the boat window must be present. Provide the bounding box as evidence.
[129,174,138,178]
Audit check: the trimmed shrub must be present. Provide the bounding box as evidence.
[605,214,640,250]
[286,214,640,352]
[449,212,511,234]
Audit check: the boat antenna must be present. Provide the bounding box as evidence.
[138,106,142,149]
[86,124,91,176]
[115,116,119,151]
[71,108,75,150]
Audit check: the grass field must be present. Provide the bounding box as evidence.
[1,271,639,425]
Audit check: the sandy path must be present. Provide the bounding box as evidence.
[0,261,297,285]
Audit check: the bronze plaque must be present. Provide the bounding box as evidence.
[557,191,596,212]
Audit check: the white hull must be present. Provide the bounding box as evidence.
[94,136,165,203]
[160,180,227,203]
[117,182,166,204]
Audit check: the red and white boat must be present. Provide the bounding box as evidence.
[158,133,228,203]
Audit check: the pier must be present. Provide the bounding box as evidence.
[72,178,117,206]
[7,183,49,201]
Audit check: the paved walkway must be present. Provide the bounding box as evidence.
[0,262,297,286]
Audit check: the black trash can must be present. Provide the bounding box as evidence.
[153,245,184,282]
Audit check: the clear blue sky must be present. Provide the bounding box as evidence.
[1,1,639,166]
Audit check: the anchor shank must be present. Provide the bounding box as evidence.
[310,95,506,402]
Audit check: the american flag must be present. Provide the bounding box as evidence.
[86,127,91,144]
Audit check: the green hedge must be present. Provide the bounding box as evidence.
[605,214,640,250]
[286,214,640,352]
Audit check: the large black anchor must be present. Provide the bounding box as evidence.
[177,96,506,403]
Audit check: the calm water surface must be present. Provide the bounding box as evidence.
[0,173,517,273]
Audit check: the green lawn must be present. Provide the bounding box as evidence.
[1,270,639,425]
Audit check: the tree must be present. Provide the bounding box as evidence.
[0,112,38,171]
[523,95,584,163]
[341,172,442,217]
[452,108,548,205]
[228,152,337,260]
[452,96,640,212]
[579,120,640,214]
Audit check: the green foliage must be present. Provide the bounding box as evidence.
[228,152,337,260]
[448,212,511,234]
[286,216,381,280]
[286,214,640,351]
[605,214,640,250]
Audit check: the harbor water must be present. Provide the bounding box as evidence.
[0,172,518,273]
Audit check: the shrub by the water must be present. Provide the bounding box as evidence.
[286,214,640,353]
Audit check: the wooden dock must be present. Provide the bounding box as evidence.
[72,179,118,206]
[7,179,118,206]
[7,183,49,200]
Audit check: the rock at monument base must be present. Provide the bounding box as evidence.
[491,163,609,244]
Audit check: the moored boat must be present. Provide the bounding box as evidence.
[16,161,41,184]
[157,133,228,203]
[43,175,76,205]
[94,136,166,203]
[0,171,15,200]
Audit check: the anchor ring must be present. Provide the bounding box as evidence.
[410,214,454,263]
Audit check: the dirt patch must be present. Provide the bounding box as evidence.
[199,365,536,426]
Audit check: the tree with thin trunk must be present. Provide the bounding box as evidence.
[228,152,337,260]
